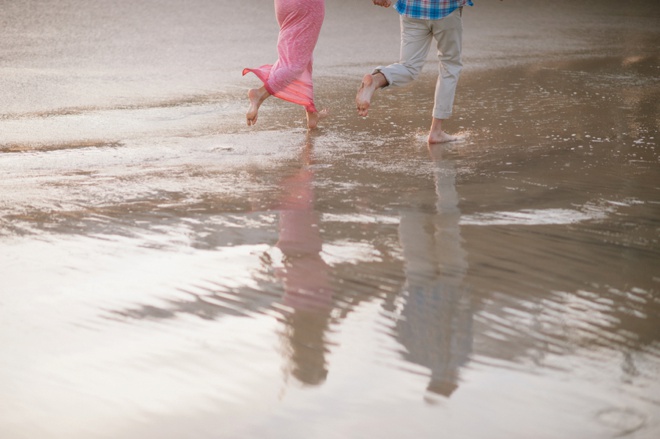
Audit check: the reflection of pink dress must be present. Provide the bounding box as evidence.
[276,168,332,311]
[242,0,325,113]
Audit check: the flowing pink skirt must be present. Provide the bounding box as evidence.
[242,0,325,113]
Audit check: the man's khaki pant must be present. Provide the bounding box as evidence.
[374,8,463,120]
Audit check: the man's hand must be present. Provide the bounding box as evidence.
[373,0,392,7]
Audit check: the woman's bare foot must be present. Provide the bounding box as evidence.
[246,87,270,126]
[306,108,329,129]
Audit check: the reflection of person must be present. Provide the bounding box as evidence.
[356,0,474,143]
[396,144,472,398]
[243,0,327,129]
[275,139,333,386]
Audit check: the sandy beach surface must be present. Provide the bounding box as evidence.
[1,1,659,438]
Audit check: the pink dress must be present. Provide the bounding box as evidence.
[242,0,325,113]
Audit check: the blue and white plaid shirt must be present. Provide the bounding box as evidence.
[395,0,474,20]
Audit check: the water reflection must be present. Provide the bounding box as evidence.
[396,144,472,399]
[275,136,333,387]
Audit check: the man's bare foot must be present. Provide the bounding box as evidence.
[356,74,377,117]
[306,108,329,129]
[428,130,462,144]
[246,87,269,126]
[427,117,463,143]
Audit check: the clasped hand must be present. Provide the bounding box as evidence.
[372,0,392,7]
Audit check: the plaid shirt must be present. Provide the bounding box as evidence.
[395,0,473,20]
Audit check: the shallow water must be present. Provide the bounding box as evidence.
[1,1,659,438]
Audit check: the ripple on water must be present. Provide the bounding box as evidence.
[596,407,648,437]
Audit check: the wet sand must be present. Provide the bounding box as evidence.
[1,1,659,438]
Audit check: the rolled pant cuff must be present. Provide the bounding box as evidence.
[433,111,453,120]
[372,67,393,88]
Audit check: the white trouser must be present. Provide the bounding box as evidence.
[374,9,463,120]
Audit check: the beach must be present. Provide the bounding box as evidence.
[1,1,659,438]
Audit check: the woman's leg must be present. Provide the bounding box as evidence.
[246,86,270,126]
[244,0,325,126]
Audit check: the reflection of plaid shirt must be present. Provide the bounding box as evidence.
[395,0,473,20]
